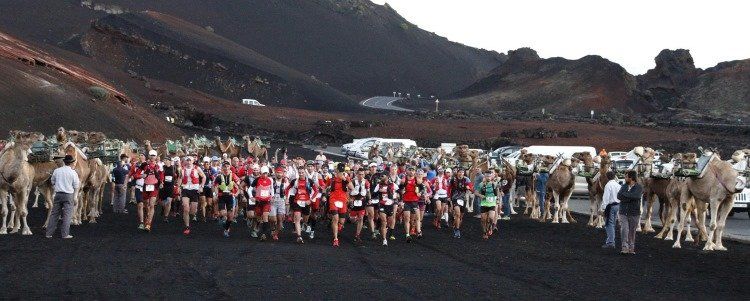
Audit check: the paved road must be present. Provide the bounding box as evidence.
[360,96,413,112]
[567,197,750,243]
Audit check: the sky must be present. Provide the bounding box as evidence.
[371,0,750,75]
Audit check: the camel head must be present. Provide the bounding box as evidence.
[634,146,645,157]
[681,153,698,169]
[56,127,67,143]
[573,152,593,166]
[86,132,107,145]
[12,131,41,145]
[67,130,88,144]
[600,154,612,165]
[521,153,534,164]
[731,150,746,163]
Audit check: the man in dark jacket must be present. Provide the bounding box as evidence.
[617,170,643,255]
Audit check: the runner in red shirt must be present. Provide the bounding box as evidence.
[326,163,350,247]
[178,156,206,235]
[399,166,424,242]
[287,170,314,244]
[141,150,164,232]
[251,166,274,241]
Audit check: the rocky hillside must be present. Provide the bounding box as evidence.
[0,0,505,99]
[638,49,750,115]
[447,48,651,114]
[447,48,749,117]
[70,11,356,110]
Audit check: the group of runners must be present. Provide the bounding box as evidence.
[119,150,510,247]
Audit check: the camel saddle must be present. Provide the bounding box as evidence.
[675,153,714,178]
[29,141,59,163]
[576,168,597,178]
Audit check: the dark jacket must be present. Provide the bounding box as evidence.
[617,183,643,216]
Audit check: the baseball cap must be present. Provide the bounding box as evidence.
[260,166,270,174]
[148,150,158,156]
[202,156,210,163]
[368,162,377,168]
[445,168,452,173]
[275,166,285,173]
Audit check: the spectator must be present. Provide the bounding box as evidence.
[617,170,643,255]
[111,154,131,214]
[45,155,81,239]
[599,171,620,249]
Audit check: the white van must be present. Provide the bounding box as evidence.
[342,138,417,159]
[241,99,265,106]
[505,145,597,195]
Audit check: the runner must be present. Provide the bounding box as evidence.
[399,166,424,242]
[415,168,431,238]
[214,161,240,237]
[475,170,500,239]
[375,174,398,246]
[199,157,218,222]
[130,154,146,230]
[365,162,381,239]
[141,150,163,232]
[251,166,274,241]
[159,156,178,223]
[287,169,313,244]
[269,166,289,241]
[431,168,450,229]
[327,163,349,247]
[242,164,261,237]
[450,168,473,238]
[178,156,206,235]
[349,168,370,243]
[305,161,321,239]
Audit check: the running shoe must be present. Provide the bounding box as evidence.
[488,229,494,236]
[382,239,388,246]
[406,234,412,243]
[250,230,258,238]
[417,232,423,239]
[453,229,459,238]
[482,234,488,240]
[192,215,197,221]
[354,236,362,243]
[309,230,315,239]
[502,216,510,221]
[138,223,145,230]
[260,233,267,241]
[305,225,311,233]
[223,229,230,238]
[456,229,461,238]
[144,224,151,232]
[163,217,169,223]
[371,231,378,239]
[297,236,304,244]
[333,239,339,247]
[389,233,396,240]
[183,227,191,235]
[272,232,279,241]
[409,228,416,236]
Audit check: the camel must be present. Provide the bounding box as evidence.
[544,156,579,223]
[243,135,269,161]
[0,131,38,235]
[654,171,705,242]
[31,160,59,228]
[516,153,538,217]
[215,136,241,158]
[63,141,91,225]
[578,152,607,228]
[85,158,108,223]
[672,152,742,250]
[630,146,663,233]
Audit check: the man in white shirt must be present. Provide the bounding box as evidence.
[599,171,620,249]
[45,155,81,239]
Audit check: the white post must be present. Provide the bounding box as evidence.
[542,108,545,115]
[590,110,594,120]
[435,99,440,112]
[393,92,396,97]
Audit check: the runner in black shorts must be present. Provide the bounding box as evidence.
[375,175,398,246]
[214,162,239,237]
[178,157,206,235]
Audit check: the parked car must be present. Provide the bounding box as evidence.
[241,99,265,106]
[730,188,750,218]
[490,145,523,161]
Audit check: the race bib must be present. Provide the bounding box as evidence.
[334,201,344,209]
[185,184,200,190]
[456,199,465,206]
[259,190,271,198]
[164,176,173,182]
[385,200,393,206]
[248,198,256,205]
[297,201,307,207]
[353,200,363,207]
[145,185,155,192]
[370,199,379,204]
[486,196,497,203]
